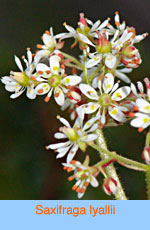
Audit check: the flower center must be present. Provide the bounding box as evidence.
[63,127,79,142]
[48,74,61,88]
[11,71,30,87]
[99,94,112,107]
[76,26,91,37]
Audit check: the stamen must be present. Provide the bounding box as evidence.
[44,96,50,103]
[133,106,139,112]
[80,188,85,193]
[31,76,36,81]
[77,168,82,172]
[76,187,81,193]
[138,127,144,133]
[84,181,89,187]
[68,176,74,181]
[37,44,43,49]
[72,185,77,191]
[70,160,76,164]
[45,30,50,35]
[128,112,135,117]
[67,167,73,173]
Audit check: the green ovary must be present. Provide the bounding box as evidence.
[48,74,61,88]
[76,26,91,37]
[99,94,112,107]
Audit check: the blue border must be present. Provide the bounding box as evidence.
[0,200,149,230]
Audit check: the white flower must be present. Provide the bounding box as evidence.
[130,98,150,131]
[63,157,99,198]
[1,50,40,99]
[107,11,148,45]
[35,55,81,105]
[79,73,131,124]
[46,115,99,163]
[58,13,110,49]
[131,79,150,100]
[36,27,64,58]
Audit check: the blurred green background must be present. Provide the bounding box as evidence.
[0,0,150,200]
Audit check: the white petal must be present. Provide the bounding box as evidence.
[85,56,101,68]
[54,87,65,106]
[81,134,97,142]
[79,84,99,100]
[36,63,50,72]
[56,145,71,158]
[76,106,84,124]
[83,102,100,114]
[83,117,98,131]
[43,34,55,47]
[111,86,131,101]
[57,116,71,127]
[103,73,114,93]
[66,144,78,163]
[90,20,101,32]
[136,98,150,113]
[101,108,106,124]
[10,89,25,99]
[89,124,99,133]
[108,107,126,122]
[90,175,99,187]
[131,83,138,96]
[5,85,16,92]
[97,18,109,30]
[26,86,36,99]
[14,56,23,72]
[119,68,132,73]
[115,70,131,83]
[27,50,32,64]
[111,82,119,94]
[105,54,117,69]
[64,24,76,34]
[35,83,50,95]
[137,81,144,93]
[61,75,81,86]
[54,132,67,139]
[92,77,98,88]
[36,50,50,58]
[49,55,60,74]
[78,192,85,199]
[78,33,95,47]
[130,115,150,129]
[47,141,70,150]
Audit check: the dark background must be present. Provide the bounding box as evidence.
[0,0,150,200]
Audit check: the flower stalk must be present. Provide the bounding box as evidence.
[95,128,127,200]
[146,169,150,200]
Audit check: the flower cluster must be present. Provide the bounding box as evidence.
[1,12,149,198]
[63,156,99,198]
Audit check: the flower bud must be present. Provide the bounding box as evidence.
[67,87,81,104]
[96,32,112,54]
[121,45,137,59]
[142,147,150,165]
[144,78,150,95]
[103,177,118,195]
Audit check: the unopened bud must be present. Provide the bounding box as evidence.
[96,32,112,54]
[121,45,137,59]
[67,87,81,104]
[103,177,118,195]
[142,147,150,165]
